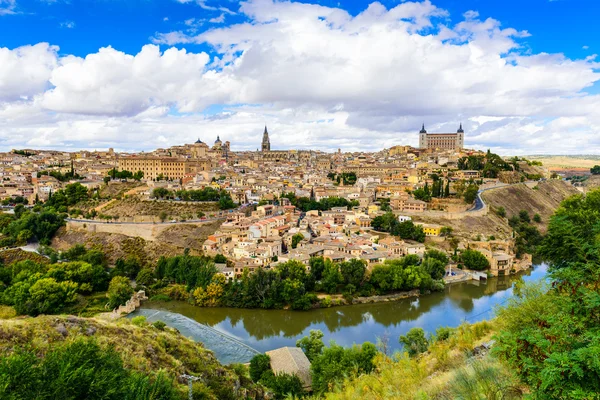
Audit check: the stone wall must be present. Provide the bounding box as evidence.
[66,219,216,241]
[113,290,148,316]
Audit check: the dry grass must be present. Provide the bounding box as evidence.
[313,320,524,400]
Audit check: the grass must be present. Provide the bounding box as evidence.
[0,314,266,399]
[313,320,525,400]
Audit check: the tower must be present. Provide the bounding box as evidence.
[457,123,464,149]
[419,123,427,149]
[261,125,270,152]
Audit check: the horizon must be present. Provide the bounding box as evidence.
[1,0,600,154]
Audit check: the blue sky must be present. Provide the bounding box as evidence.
[2,0,596,59]
[1,0,599,154]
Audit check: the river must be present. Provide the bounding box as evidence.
[130,263,547,364]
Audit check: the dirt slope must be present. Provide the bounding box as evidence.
[52,221,222,265]
[482,180,578,228]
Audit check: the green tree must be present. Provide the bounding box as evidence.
[249,354,271,382]
[296,329,325,362]
[135,269,155,287]
[399,327,429,357]
[495,206,506,218]
[460,249,490,271]
[107,276,133,309]
[463,184,479,204]
[291,233,304,249]
[590,165,600,175]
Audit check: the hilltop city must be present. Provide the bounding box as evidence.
[2,124,581,280]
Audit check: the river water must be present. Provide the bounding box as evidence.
[130,264,547,364]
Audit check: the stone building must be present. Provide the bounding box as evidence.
[419,124,464,151]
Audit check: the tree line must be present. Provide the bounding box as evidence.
[280,192,359,212]
[151,187,236,210]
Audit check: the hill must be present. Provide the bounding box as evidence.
[51,220,222,264]
[0,314,266,399]
[481,180,578,231]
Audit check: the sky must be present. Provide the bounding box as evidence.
[1,0,600,155]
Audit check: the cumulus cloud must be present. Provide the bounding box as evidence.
[1,0,600,154]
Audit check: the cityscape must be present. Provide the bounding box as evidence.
[1,0,599,399]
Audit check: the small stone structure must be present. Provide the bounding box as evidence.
[112,290,148,316]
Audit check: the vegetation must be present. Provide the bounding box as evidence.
[151,187,236,210]
[107,168,144,181]
[0,315,266,399]
[39,162,83,182]
[590,165,600,175]
[459,249,490,271]
[457,150,514,178]
[493,188,600,399]
[281,192,359,212]
[370,212,426,242]
[150,255,444,310]
[328,172,357,186]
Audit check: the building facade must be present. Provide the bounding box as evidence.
[419,124,464,151]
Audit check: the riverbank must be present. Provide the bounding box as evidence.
[130,263,547,364]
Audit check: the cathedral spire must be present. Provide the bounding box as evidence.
[261,125,270,152]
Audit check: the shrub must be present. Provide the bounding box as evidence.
[399,327,429,357]
[249,354,271,383]
[107,276,134,309]
[131,316,147,327]
[152,320,166,331]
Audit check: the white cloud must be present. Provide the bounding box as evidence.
[209,13,225,23]
[0,43,58,101]
[60,21,75,29]
[0,0,16,15]
[1,0,600,154]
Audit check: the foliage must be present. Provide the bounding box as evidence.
[2,209,65,246]
[0,338,183,400]
[280,192,359,212]
[495,206,506,218]
[151,187,236,209]
[463,184,479,204]
[291,233,304,249]
[305,332,378,394]
[399,327,429,357]
[370,212,425,242]
[260,371,305,400]
[459,249,490,271]
[296,329,325,362]
[493,189,600,399]
[458,150,513,178]
[249,354,271,382]
[590,165,600,175]
[107,276,133,309]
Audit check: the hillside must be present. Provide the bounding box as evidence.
[101,196,220,221]
[0,315,266,399]
[51,220,222,264]
[481,180,578,231]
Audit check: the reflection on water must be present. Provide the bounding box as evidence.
[131,264,547,364]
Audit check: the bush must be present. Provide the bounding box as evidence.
[495,206,506,218]
[0,338,181,400]
[131,316,147,327]
[107,276,133,309]
[399,327,429,357]
[249,354,271,383]
[460,249,490,271]
[152,320,166,331]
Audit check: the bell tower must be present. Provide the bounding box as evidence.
[261,125,270,152]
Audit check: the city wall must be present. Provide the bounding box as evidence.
[66,219,215,241]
